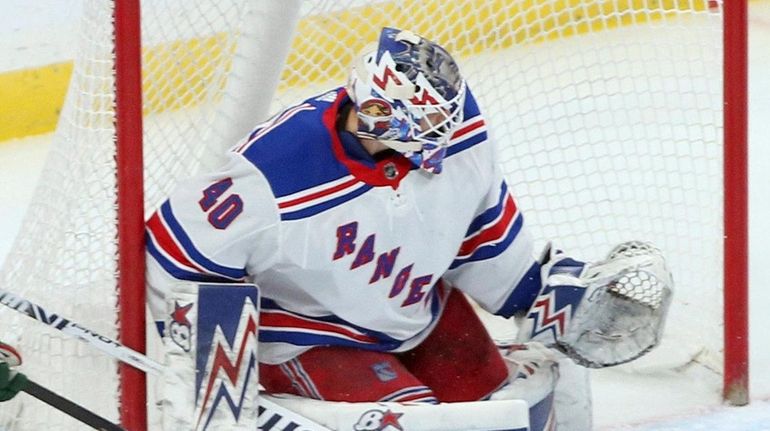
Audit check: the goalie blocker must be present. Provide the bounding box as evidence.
[518,241,674,368]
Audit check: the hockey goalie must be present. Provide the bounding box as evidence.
[145,26,673,430]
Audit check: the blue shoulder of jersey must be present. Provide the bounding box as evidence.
[235,88,350,198]
[236,86,486,197]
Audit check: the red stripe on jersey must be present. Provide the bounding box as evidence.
[457,195,517,257]
[260,310,379,344]
[278,177,360,209]
[146,212,203,272]
[450,117,485,140]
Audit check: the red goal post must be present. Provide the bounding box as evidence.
[114,1,146,430]
[0,0,747,430]
[722,0,748,407]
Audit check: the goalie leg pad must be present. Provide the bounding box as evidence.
[490,342,559,430]
[491,342,558,407]
[264,394,530,431]
[491,343,592,430]
[162,283,261,431]
[553,357,592,431]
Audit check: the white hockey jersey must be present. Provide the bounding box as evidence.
[146,87,541,364]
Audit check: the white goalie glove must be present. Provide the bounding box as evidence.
[519,241,674,368]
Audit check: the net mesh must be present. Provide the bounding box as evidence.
[0,0,255,428]
[0,0,723,428]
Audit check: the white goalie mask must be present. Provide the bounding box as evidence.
[347,27,467,174]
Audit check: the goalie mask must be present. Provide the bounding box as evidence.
[347,27,467,174]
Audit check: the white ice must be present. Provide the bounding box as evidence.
[1,1,770,430]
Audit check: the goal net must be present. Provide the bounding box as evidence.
[0,0,740,429]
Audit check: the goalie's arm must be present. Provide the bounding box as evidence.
[441,147,543,320]
[145,152,280,330]
[518,241,674,368]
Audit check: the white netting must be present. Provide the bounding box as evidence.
[0,0,723,429]
[0,0,277,428]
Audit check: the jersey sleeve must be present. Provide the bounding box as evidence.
[145,151,280,324]
[443,94,542,318]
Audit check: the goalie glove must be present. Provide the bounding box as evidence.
[0,341,28,402]
[518,241,673,368]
